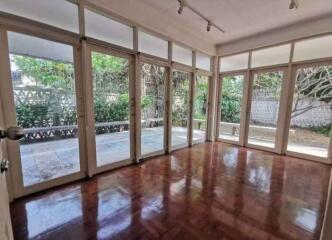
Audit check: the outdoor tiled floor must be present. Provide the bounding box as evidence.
[220,133,329,157]
[20,127,206,186]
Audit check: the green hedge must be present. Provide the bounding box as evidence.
[16,94,153,128]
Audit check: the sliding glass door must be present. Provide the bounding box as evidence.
[140,62,166,156]
[193,75,209,144]
[171,70,190,149]
[218,74,245,143]
[247,69,285,149]
[90,50,132,168]
[286,63,332,158]
[4,31,85,196]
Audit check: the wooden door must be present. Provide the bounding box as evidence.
[0,102,14,240]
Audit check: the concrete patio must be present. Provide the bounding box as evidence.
[20,126,205,186]
[219,132,329,158]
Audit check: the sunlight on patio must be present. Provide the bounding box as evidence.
[20,127,205,186]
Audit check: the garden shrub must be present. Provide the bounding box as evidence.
[16,103,50,128]
[221,95,241,123]
[309,125,332,137]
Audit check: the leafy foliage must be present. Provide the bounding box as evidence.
[16,103,50,128]
[94,94,129,122]
[92,52,129,94]
[220,76,243,123]
[13,52,135,127]
[172,71,189,126]
[13,55,75,89]
[194,76,208,120]
[141,63,165,120]
[14,53,331,133]
[253,71,282,91]
[309,125,332,137]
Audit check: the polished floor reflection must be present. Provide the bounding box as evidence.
[11,142,331,240]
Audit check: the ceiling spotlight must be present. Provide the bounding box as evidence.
[178,0,186,14]
[207,21,212,32]
[178,5,184,14]
[289,0,299,9]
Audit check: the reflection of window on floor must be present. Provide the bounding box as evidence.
[26,186,82,238]
[97,190,131,239]
[219,75,244,142]
[280,160,328,233]
[140,63,165,155]
[287,65,332,158]
[246,152,272,194]
[248,71,284,148]
[242,153,272,223]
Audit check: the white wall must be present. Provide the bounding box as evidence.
[217,14,332,56]
[321,170,332,240]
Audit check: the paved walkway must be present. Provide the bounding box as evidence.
[219,133,328,157]
[20,127,205,186]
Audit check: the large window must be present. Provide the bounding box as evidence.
[193,75,209,143]
[91,51,131,166]
[219,75,245,142]
[140,63,165,156]
[8,32,80,186]
[172,70,190,148]
[287,65,332,158]
[248,70,284,148]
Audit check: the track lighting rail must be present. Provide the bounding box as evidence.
[177,0,225,33]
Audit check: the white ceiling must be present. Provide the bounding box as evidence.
[88,0,332,54]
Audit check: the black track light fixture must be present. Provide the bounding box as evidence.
[178,0,186,14]
[289,0,299,9]
[176,0,225,33]
[207,21,211,32]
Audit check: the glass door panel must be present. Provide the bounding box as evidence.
[219,75,244,142]
[193,75,209,143]
[172,70,190,148]
[287,65,332,158]
[140,63,165,156]
[7,32,81,187]
[91,51,131,166]
[248,71,284,148]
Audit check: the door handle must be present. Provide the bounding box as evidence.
[0,126,24,141]
[0,158,9,173]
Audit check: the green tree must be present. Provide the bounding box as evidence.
[13,52,128,90]
[220,76,243,123]
[292,66,332,118]
[91,52,129,94]
[172,71,189,126]
[253,71,283,90]
[13,52,131,126]
[194,76,208,120]
[13,55,74,89]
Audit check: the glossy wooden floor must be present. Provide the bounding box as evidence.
[11,142,331,240]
